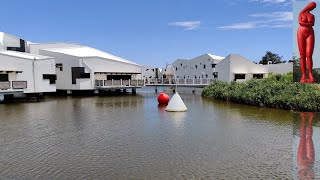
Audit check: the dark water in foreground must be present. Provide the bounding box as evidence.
[0,88,318,179]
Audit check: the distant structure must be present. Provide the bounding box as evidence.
[172,54,224,79]
[142,65,162,80]
[168,53,292,83]
[0,32,143,101]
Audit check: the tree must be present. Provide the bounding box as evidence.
[259,51,286,64]
[289,56,300,67]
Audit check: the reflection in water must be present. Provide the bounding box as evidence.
[297,112,315,180]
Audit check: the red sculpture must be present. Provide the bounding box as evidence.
[297,2,317,83]
[297,112,315,179]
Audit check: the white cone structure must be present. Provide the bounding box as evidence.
[165,92,188,112]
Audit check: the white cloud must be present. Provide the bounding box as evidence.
[218,11,292,30]
[218,23,257,30]
[251,0,292,7]
[168,21,201,30]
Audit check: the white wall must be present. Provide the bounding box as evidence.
[34,59,57,93]
[264,63,293,74]
[216,57,231,82]
[172,54,222,79]
[0,54,56,93]
[40,49,82,90]
[216,54,269,82]
[2,33,21,48]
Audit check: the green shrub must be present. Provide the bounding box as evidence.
[202,73,320,112]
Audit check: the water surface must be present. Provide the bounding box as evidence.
[0,89,295,179]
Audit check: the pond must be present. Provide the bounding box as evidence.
[0,88,312,179]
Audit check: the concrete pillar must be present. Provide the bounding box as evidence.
[0,93,4,102]
[132,88,136,95]
[67,90,72,95]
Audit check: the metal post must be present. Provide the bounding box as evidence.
[120,79,123,86]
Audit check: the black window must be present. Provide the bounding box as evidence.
[235,74,246,80]
[195,65,197,69]
[195,75,197,78]
[43,74,57,84]
[176,67,178,71]
[181,63,182,66]
[212,64,216,68]
[0,74,9,81]
[253,74,264,79]
[213,72,218,78]
[206,74,208,78]
[7,39,26,52]
[71,67,90,84]
[203,64,206,69]
[56,63,63,71]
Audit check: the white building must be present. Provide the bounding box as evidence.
[170,53,292,83]
[172,54,224,79]
[0,32,143,97]
[37,46,142,91]
[216,54,269,82]
[142,65,162,80]
[0,51,56,101]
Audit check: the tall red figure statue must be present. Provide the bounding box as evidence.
[298,2,317,83]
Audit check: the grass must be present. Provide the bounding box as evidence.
[202,73,320,112]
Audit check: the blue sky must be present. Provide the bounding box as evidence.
[293,1,320,68]
[0,0,292,67]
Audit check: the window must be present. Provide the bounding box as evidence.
[195,75,197,78]
[234,74,246,80]
[176,67,178,71]
[206,74,208,78]
[43,74,57,84]
[6,39,26,52]
[195,65,198,69]
[56,63,63,71]
[203,64,206,69]
[146,69,149,71]
[181,63,182,66]
[212,64,216,68]
[0,74,9,81]
[253,74,264,79]
[213,72,218,78]
[71,67,90,84]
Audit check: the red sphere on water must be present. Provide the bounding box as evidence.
[158,93,170,104]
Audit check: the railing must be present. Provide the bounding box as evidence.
[145,78,216,86]
[94,78,215,87]
[95,79,145,87]
[0,81,10,90]
[12,81,27,89]
[0,81,27,90]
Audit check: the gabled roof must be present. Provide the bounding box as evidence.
[0,51,53,60]
[42,46,140,66]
